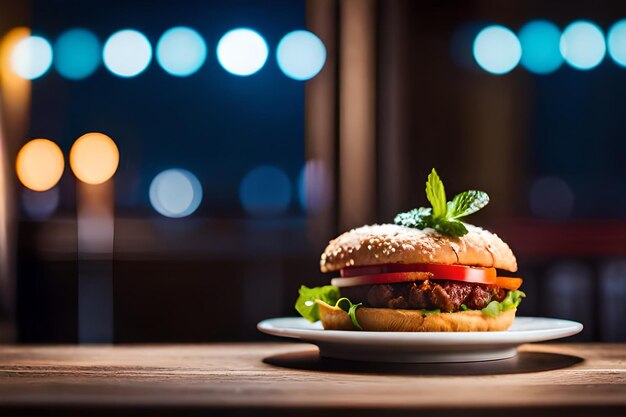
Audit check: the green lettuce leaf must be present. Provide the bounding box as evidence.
[420,308,441,316]
[481,301,500,318]
[295,285,340,322]
[481,290,526,317]
[336,297,363,330]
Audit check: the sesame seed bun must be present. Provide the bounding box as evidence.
[320,223,517,273]
[317,300,516,332]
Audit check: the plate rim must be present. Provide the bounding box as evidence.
[257,316,584,345]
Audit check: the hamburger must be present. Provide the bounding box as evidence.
[295,169,524,332]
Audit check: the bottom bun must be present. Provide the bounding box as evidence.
[317,301,516,332]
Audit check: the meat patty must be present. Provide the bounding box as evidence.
[340,280,507,312]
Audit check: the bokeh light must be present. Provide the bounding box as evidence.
[69,132,119,184]
[240,165,291,216]
[149,169,203,218]
[11,35,53,80]
[545,261,591,322]
[16,139,65,191]
[529,176,574,220]
[518,20,563,74]
[473,25,521,74]
[216,28,268,76]
[560,21,606,70]
[156,27,207,77]
[298,160,330,213]
[22,187,60,220]
[103,29,152,77]
[600,260,626,341]
[276,30,326,80]
[607,20,626,67]
[0,27,31,132]
[54,28,101,79]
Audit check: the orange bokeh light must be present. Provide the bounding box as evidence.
[69,132,119,184]
[16,139,65,191]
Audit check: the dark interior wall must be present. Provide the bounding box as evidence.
[11,0,626,343]
[377,0,626,221]
[15,0,317,343]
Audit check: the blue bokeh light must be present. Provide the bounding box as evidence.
[22,187,60,220]
[608,19,626,67]
[560,21,606,70]
[473,25,521,74]
[103,29,152,77]
[156,27,207,77]
[518,20,563,74]
[54,28,101,79]
[216,28,268,76]
[529,176,574,220]
[298,160,330,213]
[11,35,53,80]
[276,30,326,80]
[240,165,291,216]
[149,169,203,218]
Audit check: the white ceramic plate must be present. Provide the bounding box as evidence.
[257,317,583,363]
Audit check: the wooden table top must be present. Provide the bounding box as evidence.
[0,343,624,416]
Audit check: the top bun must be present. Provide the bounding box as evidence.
[320,224,517,273]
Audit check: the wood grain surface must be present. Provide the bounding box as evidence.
[0,343,624,416]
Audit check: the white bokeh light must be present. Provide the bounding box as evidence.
[216,28,268,76]
[473,25,521,74]
[149,169,203,218]
[103,29,152,77]
[608,20,626,67]
[560,21,606,70]
[156,27,207,76]
[11,36,53,80]
[276,30,326,80]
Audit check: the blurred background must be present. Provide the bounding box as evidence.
[0,0,625,344]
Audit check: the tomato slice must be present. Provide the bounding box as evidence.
[496,277,523,291]
[331,272,432,288]
[332,263,498,288]
[333,264,521,289]
[341,263,497,283]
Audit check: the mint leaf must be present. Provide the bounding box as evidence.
[336,297,363,330]
[434,220,468,237]
[425,168,447,219]
[448,190,490,220]
[295,285,340,322]
[394,168,490,237]
[393,207,432,229]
